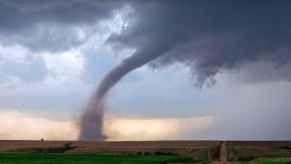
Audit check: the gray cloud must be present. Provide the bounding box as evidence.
[1,0,291,81]
[0,0,124,52]
[109,1,291,85]
[79,1,291,140]
[0,0,120,30]
[0,23,90,52]
[228,61,291,84]
[4,0,290,81]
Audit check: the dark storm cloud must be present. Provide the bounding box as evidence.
[1,0,291,79]
[229,61,291,84]
[109,1,291,85]
[0,0,124,52]
[80,1,291,140]
[3,0,290,79]
[0,0,120,31]
[0,23,91,52]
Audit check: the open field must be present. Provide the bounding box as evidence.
[0,153,195,164]
[239,158,291,164]
[0,154,291,164]
[0,140,290,163]
[0,140,218,155]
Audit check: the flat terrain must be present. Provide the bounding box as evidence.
[0,153,291,164]
[0,153,195,164]
[0,140,218,154]
[0,140,290,163]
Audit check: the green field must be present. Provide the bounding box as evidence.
[0,153,195,164]
[0,153,291,164]
[243,158,291,164]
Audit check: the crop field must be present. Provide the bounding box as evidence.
[0,154,291,164]
[240,158,291,164]
[0,140,290,163]
[0,153,196,164]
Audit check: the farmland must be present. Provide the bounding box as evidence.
[0,140,291,163]
[0,153,195,164]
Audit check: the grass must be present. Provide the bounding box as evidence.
[245,158,291,164]
[2,153,291,164]
[0,153,195,164]
[231,146,291,161]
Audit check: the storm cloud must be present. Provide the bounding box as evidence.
[0,0,123,52]
[108,1,291,86]
[2,0,290,83]
[1,1,291,140]
[80,1,291,140]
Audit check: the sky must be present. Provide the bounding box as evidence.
[0,0,291,140]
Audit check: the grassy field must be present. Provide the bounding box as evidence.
[0,153,195,164]
[242,158,291,164]
[0,153,291,164]
[0,141,290,164]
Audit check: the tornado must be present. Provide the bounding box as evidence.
[79,1,291,140]
[79,44,170,140]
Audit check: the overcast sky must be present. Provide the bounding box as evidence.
[0,0,291,140]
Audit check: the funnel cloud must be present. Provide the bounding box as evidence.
[79,43,172,140]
